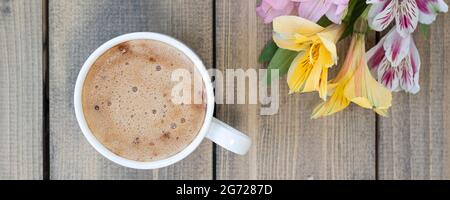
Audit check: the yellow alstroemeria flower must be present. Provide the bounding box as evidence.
[311,31,392,119]
[273,16,344,100]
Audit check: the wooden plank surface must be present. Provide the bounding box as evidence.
[378,15,450,180]
[49,0,213,180]
[0,0,43,179]
[0,0,447,180]
[215,0,376,180]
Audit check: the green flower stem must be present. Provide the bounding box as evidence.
[354,7,370,34]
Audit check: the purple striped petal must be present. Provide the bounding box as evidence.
[368,0,396,32]
[397,59,414,92]
[377,58,400,91]
[395,0,419,37]
[375,32,421,93]
[367,37,387,72]
[416,0,448,24]
[384,28,411,67]
[399,39,421,93]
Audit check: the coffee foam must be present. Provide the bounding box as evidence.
[82,39,206,162]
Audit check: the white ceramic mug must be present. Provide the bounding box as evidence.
[74,32,251,169]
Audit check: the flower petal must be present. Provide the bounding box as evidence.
[319,66,329,100]
[368,0,396,32]
[273,16,324,51]
[266,0,292,10]
[397,59,415,92]
[377,57,401,91]
[366,36,387,72]
[399,39,421,93]
[302,60,325,94]
[344,61,393,112]
[394,0,419,37]
[297,0,333,22]
[325,3,346,24]
[287,51,310,92]
[384,28,411,67]
[334,0,350,14]
[304,44,333,99]
[326,0,350,24]
[316,25,344,62]
[312,32,392,118]
[256,0,295,24]
[287,43,332,100]
[375,108,390,117]
[331,34,364,84]
[416,0,449,24]
[311,85,350,119]
[273,16,326,36]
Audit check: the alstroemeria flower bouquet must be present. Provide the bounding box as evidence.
[257,0,448,118]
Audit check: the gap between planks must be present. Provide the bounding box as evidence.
[42,0,50,180]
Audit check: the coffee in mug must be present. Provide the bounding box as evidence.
[82,39,206,162]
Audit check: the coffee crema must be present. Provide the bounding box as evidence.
[82,39,206,162]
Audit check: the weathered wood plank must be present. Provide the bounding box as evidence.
[215,0,376,180]
[0,0,43,179]
[49,0,213,179]
[378,15,450,180]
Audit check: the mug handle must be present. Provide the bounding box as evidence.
[206,118,251,155]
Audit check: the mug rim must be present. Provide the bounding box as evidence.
[74,32,215,169]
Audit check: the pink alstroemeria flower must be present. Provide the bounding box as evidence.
[367,28,421,94]
[297,0,349,24]
[256,0,296,24]
[367,0,448,37]
[256,0,349,24]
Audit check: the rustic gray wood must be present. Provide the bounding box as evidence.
[215,0,376,180]
[378,15,450,180]
[0,0,447,180]
[49,0,213,179]
[0,0,43,180]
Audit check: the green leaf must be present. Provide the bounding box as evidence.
[258,41,279,63]
[419,24,429,38]
[342,0,359,23]
[265,48,299,84]
[340,0,368,40]
[317,16,333,27]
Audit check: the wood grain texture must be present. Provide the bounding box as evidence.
[215,0,376,180]
[0,0,43,179]
[49,0,213,179]
[378,15,450,180]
